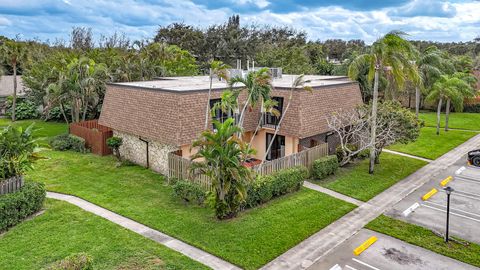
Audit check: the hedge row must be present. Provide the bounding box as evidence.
[312,155,339,179]
[0,181,46,231]
[172,180,206,205]
[245,166,309,208]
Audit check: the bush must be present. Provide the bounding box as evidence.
[172,180,206,205]
[336,144,358,162]
[0,181,46,231]
[107,136,123,161]
[312,155,339,179]
[245,166,308,208]
[50,134,86,153]
[44,106,71,122]
[45,253,93,270]
[0,124,37,179]
[6,99,39,120]
[464,104,480,113]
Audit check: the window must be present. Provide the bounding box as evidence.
[265,97,284,126]
[266,133,285,160]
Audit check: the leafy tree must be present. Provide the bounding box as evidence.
[414,46,443,117]
[0,124,38,179]
[349,31,419,174]
[190,118,254,219]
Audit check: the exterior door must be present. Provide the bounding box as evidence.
[266,133,285,160]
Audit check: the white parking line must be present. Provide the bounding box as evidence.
[345,265,359,270]
[423,201,480,218]
[455,166,466,175]
[455,177,480,185]
[403,202,420,217]
[455,192,480,201]
[455,190,480,199]
[456,175,480,183]
[328,264,342,270]
[421,204,480,223]
[351,258,381,270]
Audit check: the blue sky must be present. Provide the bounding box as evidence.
[0,0,478,44]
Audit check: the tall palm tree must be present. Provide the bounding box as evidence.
[190,118,254,219]
[1,40,29,122]
[229,68,273,133]
[204,60,229,130]
[349,31,419,174]
[444,72,476,131]
[259,75,311,167]
[426,74,472,135]
[414,46,443,118]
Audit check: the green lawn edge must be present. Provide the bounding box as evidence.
[0,199,210,270]
[366,215,480,267]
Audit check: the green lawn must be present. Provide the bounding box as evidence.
[367,215,480,267]
[388,127,478,160]
[26,150,356,270]
[0,199,209,270]
[0,118,67,145]
[316,153,427,202]
[419,112,480,131]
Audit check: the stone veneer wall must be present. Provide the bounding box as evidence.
[113,131,178,175]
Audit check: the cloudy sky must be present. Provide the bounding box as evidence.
[0,0,479,44]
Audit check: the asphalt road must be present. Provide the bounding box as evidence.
[310,229,479,270]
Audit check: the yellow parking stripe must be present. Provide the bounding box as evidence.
[440,176,453,187]
[353,236,377,256]
[422,188,438,201]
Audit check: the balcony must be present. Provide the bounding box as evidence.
[261,112,280,130]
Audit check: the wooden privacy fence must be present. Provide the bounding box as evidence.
[167,143,329,190]
[0,176,24,195]
[70,120,113,156]
[251,143,329,175]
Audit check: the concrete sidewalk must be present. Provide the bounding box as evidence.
[303,181,362,206]
[47,192,240,270]
[261,133,480,270]
[383,149,433,163]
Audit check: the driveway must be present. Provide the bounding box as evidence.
[386,154,480,244]
[309,229,479,270]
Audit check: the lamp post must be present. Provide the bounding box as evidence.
[444,186,454,243]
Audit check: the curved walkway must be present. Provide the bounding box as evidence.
[46,192,240,270]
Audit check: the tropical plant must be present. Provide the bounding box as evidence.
[1,40,29,122]
[426,74,474,134]
[204,60,229,130]
[106,136,123,161]
[259,75,311,168]
[190,118,254,219]
[348,31,420,174]
[414,46,443,117]
[0,124,38,179]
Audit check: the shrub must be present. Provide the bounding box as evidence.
[312,155,339,179]
[50,134,86,153]
[0,181,46,231]
[245,166,308,208]
[106,136,123,161]
[5,99,39,120]
[336,144,358,162]
[464,104,480,113]
[44,106,72,122]
[0,124,37,179]
[45,253,93,270]
[172,180,206,205]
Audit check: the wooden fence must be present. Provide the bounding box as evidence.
[70,120,113,156]
[167,143,329,190]
[0,176,24,195]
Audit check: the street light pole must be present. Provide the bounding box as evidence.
[444,186,454,243]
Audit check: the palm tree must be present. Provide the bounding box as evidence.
[259,75,312,167]
[204,60,229,130]
[414,46,443,118]
[426,74,473,135]
[76,57,108,121]
[349,31,419,174]
[190,118,254,219]
[1,40,29,122]
[444,73,476,131]
[229,68,273,133]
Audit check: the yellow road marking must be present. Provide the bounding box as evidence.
[422,188,438,201]
[353,236,377,256]
[440,176,453,187]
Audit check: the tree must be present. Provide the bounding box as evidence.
[107,136,123,162]
[444,73,476,131]
[1,40,29,122]
[204,60,229,130]
[259,75,311,167]
[414,46,443,118]
[348,31,419,174]
[190,118,254,219]
[426,74,473,134]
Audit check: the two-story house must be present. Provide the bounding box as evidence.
[98,72,363,175]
